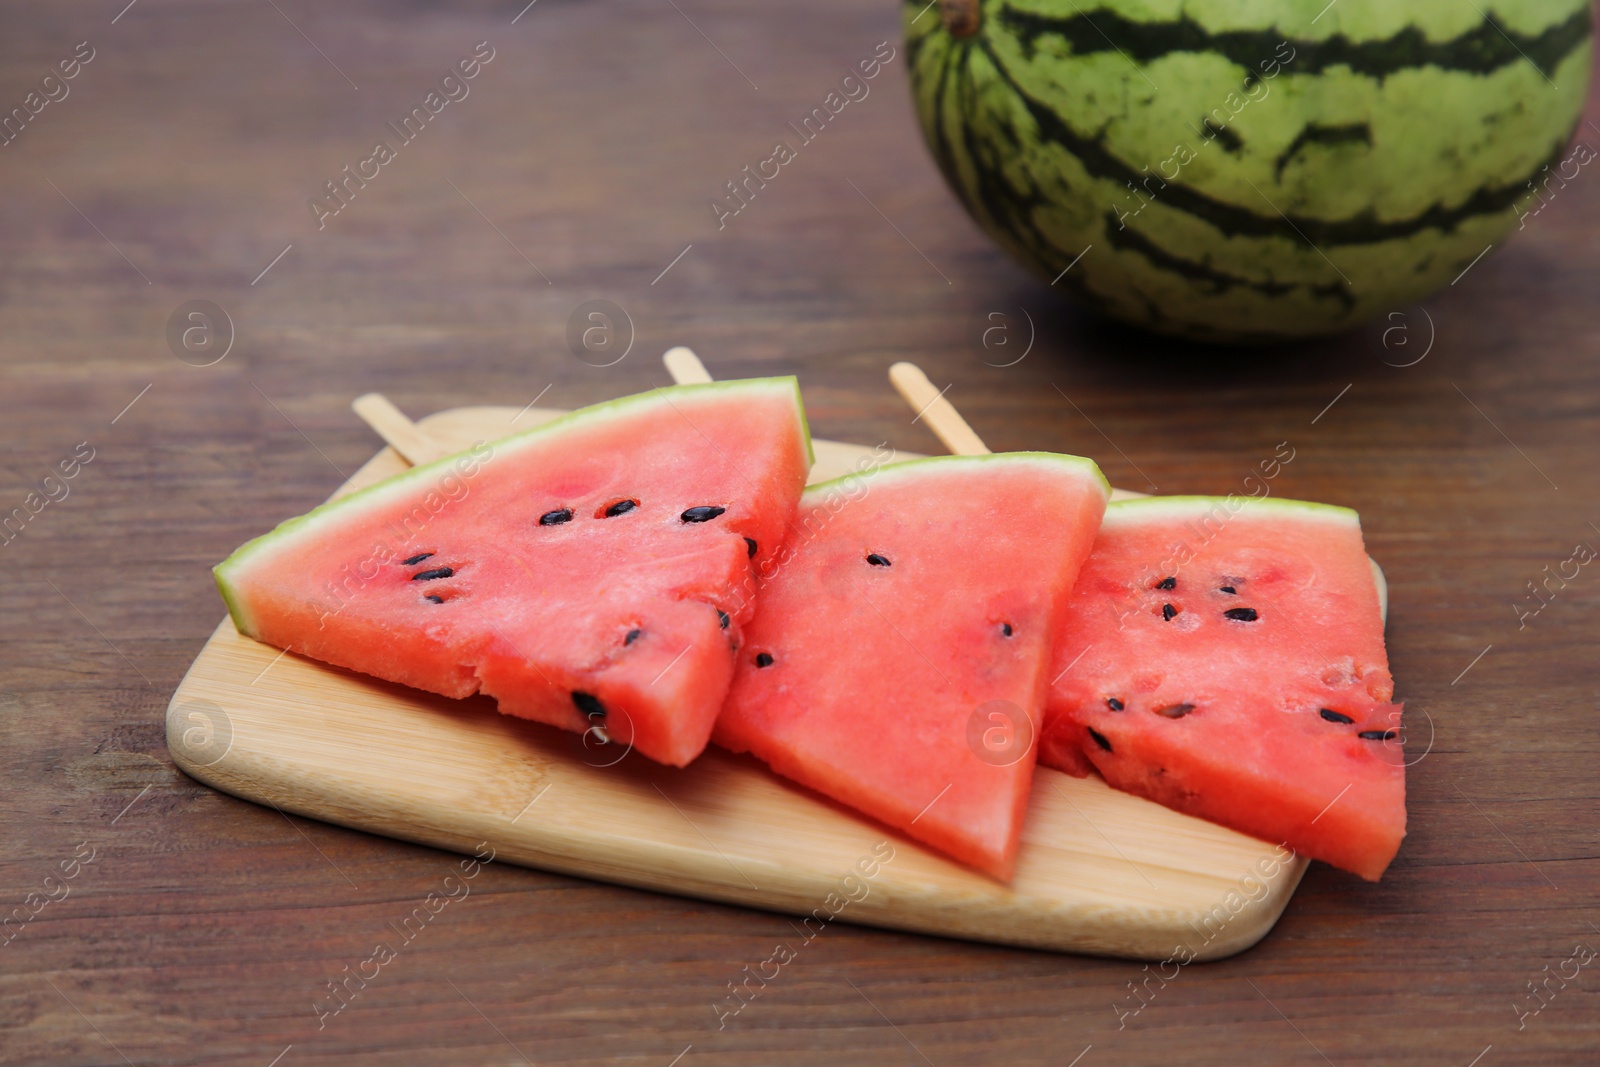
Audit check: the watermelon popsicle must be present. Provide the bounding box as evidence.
[712,452,1110,880]
[213,379,813,769]
[1041,496,1406,881]
[888,363,1406,881]
[665,351,1108,881]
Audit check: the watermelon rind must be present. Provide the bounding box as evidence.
[214,377,810,636]
[903,0,1594,340]
[1100,494,1359,528]
[801,449,1110,504]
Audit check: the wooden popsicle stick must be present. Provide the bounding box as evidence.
[663,346,714,385]
[351,393,448,467]
[889,362,1148,500]
[888,361,992,457]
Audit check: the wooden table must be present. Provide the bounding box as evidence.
[3,2,1596,1064]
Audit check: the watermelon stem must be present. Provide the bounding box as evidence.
[938,0,979,38]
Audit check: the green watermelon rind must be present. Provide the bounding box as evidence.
[215,377,812,635]
[1100,494,1359,528]
[799,450,1111,505]
[902,0,1594,340]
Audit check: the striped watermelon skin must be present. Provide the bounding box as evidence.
[905,0,1592,341]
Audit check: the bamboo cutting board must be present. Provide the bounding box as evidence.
[168,403,1318,961]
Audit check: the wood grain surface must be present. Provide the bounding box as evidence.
[1,1,1596,1065]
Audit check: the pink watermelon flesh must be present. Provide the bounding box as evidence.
[215,379,811,768]
[714,454,1109,881]
[1039,496,1405,881]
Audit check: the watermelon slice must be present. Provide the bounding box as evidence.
[215,379,812,768]
[714,454,1109,880]
[1039,496,1405,881]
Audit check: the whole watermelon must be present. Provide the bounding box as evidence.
[904,0,1593,341]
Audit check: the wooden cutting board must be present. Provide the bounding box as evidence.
[167,403,1324,961]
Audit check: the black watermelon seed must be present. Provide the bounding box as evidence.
[411,567,454,581]
[1001,622,1014,637]
[572,691,605,718]
[1359,729,1397,741]
[1087,727,1114,752]
[745,537,758,557]
[1107,697,1125,711]
[402,552,434,566]
[1162,603,1177,621]
[681,505,726,523]
[1319,708,1355,724]
[1218,585,1237,595]
[423,594,444,604]
[1223,607,1259,622]
[1156,576,1176,590]
[717,610,730,630]
[539,508,573,526]
[1155,703,1195,718]
[603,500,638,517]
[754,652,774,668]
[866,552,891,567]
[624,628,642,646]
